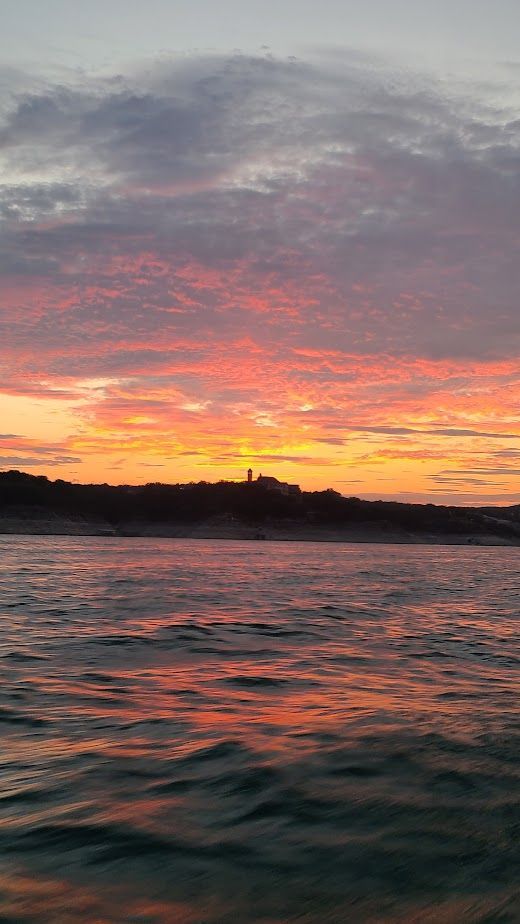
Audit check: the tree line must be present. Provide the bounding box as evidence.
[1,469,519,539]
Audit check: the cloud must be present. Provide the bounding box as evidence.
[0,455,80,467]
[2,53,519,356]
[343,426,520,439]
[0,436,79,456]
[433,467,520,476]
[428,476,502,486]
[0,50,519,498]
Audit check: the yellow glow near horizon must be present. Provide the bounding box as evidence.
[1,382,518,505]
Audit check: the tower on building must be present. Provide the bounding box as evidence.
[247,468,253,483]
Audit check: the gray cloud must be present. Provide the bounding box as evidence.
[428,476,502,485]
[338,426,519,439]
[433,467,520,476]
[0,440,78,456]
[428,429,519,439]
[0,51,519,374]
[0,455,80,466]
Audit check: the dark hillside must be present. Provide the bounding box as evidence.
[1,470,519,544]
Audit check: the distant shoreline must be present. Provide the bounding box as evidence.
[0,516,517,547]
[2,471,519,547]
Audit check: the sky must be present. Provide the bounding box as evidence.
[1,1,519,503]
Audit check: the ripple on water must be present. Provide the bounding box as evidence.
[0,537,518,922]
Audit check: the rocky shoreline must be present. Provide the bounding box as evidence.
[1,514,517,546]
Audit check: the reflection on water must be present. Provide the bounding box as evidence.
[0,537,518,922]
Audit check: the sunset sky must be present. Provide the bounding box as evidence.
[1,0,519,503]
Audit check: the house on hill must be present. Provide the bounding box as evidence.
[247,470,300,496]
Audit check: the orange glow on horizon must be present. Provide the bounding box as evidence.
[1,345,519,505]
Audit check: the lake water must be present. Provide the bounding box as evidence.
[0,537,518,923]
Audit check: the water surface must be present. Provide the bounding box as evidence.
[0,537,518,922]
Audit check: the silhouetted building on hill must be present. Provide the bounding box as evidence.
[249,470,301,496]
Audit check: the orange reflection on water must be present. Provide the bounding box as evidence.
[0,867,213,924]
[1,539,518,922]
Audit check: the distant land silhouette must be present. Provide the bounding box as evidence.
[1,470,519,545]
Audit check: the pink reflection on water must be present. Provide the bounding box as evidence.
[0,538,518,921]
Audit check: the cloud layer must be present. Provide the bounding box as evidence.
[1,52,519,499]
